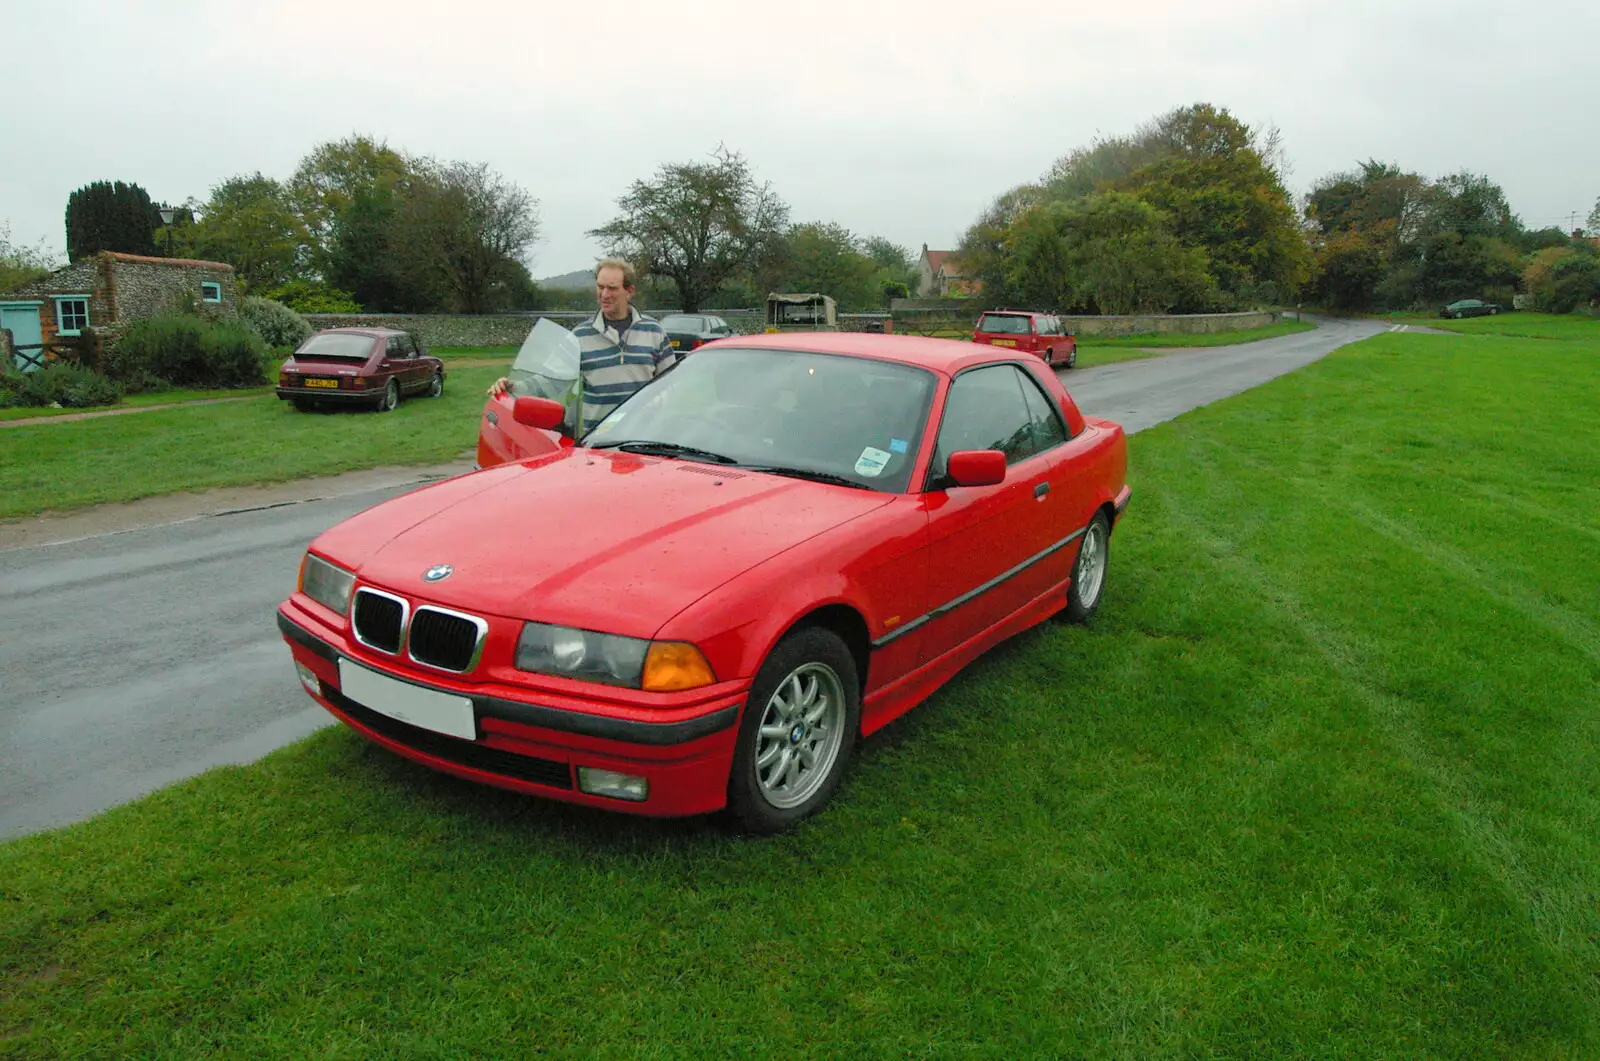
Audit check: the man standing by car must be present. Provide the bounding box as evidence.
[488,259,672,430]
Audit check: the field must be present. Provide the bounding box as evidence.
[4,327,1598,1057]
[1419,310,1600,341]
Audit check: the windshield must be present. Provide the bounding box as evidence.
[976,314,1030,335]
[584,347,936,493]
[295,333,377,361]
[660,315,706,332]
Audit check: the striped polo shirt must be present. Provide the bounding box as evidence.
[574,307,671,431]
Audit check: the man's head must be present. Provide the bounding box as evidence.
[595,259,637,320]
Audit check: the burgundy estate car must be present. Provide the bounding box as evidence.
[277,328,446,412]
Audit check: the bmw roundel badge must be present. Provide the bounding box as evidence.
[423,564,454,582]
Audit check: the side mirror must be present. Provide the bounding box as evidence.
[513,395,567,432]
[946,449,1006,488]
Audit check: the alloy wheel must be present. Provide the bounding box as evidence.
[752,662,847,809]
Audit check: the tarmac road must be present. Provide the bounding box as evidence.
[0,315,1390,839]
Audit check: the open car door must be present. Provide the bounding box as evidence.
[476,318,582,469]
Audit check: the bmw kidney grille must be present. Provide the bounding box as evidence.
[408,607,487,672]
[351,590,486,673]
[352,588,406,654]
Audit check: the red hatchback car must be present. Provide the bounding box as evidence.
[973,311,1077,368]
[277,328,446,412]
[276,333,1129,832]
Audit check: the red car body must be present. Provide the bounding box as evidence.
[476,389,567,469]
[277,333,1129,827]
[277,328,446,413]
[972,311,1078,368]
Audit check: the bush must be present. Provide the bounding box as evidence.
[239,295,312,351]
[105,314,269,390]
[0,363,123,409]
[262,279,362,313]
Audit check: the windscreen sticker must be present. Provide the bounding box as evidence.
[855,447,891,477]
[889,438,909,454]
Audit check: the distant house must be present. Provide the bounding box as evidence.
[1,251,236,371]
[916,244,981,298]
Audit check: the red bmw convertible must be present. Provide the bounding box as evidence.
[277,332,1130,832]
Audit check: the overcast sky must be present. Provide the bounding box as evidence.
[4,0,1597,278]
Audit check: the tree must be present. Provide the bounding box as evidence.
[1310,228,1392,311]
[1002,192,1215,315]
[1423,171,1520,242]
[393,160,541,313]
[958,183,1046,308]
[290,136,413,310]
[590,147,788,312]
[982,104,1307,310]
[771,222,878,309]
[0,221,56,291]
[1585,196,1600,239]
[65,180,157,260]
[1116,107,1311,303]
[862,236,919,306]
[182,174,308,292]
[1303,162,1524,310]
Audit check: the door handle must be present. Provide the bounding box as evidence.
[487,410,499,426]
[1034,482,1051,500]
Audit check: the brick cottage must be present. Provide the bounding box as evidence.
[1,252,236,371]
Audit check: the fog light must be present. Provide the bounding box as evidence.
[295,662,321,696]
[577,767,649,802]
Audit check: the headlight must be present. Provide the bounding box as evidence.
[299,553,355,615]
[516,623,649,687]
[516,623,715,691]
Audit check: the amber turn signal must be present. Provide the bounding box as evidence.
[641,642,716,692]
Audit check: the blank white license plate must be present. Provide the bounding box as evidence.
[338,659,477,740]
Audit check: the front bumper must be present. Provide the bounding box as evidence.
[276,603,745,817]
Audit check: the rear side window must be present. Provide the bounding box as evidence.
[1019,370,1068,449]
[976,314,1030,335]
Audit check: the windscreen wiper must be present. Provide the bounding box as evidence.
[740,465,872,489]
[587,440,739,465]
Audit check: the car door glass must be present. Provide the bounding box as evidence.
[935,365,1037,473]
[1019,371,1068,451]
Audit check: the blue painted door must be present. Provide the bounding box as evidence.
[1,302,45,372]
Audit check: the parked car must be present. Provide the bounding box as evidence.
[660,314,736,358]
[277,333,1130,832]
[1440,299,1500,319]
[277,328,445,413]
[973,311,1078,367]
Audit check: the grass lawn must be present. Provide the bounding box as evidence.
[909,320,1316,368]
[429,344,519,359]
[4,329,1599,1057]
[1417,311,1600,341]
[0,352,517,424]
[1076,318,1317,347]
[0,365,504,519]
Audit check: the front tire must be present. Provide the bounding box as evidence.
[1064,511,1110,623]
[376,379,399,413]
[727,627,860,834]
[427,371,444,397]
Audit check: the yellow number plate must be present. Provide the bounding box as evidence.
[305,378,340,389]
[991,339,1017,347]
[670,340,681,348]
